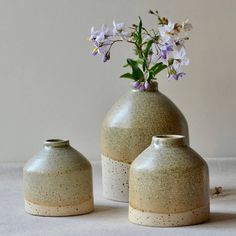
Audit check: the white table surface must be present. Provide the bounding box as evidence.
[1,158,236,236]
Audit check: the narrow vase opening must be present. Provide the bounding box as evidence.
[132,81,158,92]
[44,139,69,147]
[152,135,187,147]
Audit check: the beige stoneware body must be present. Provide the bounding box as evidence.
[129,135,210,227]
[23,139,94,216]
[101,82,189,202]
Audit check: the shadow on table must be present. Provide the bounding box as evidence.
[209,212,236,223]
[196,212,236,229]
[93,204,127,213]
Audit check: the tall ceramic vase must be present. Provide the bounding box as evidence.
[101,82,189,202]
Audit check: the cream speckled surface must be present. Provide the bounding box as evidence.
[1,158,236,236]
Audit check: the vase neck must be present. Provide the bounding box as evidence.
[152,135,187,147]
[132,81,158,92]
[44,139,69,148]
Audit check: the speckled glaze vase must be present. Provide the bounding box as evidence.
[101,82,189,202]
[23,139,94,216]
[129,135,210,227]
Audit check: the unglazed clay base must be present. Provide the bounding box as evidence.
[128,205,210,227]
[25,199,94,216]
[102,154,130,202]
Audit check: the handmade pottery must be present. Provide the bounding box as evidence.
[129,135,209,227]
[101,82,189,202]
[23,139,94,216]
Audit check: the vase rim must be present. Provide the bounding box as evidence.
[44,139,69,147]
[152,135,187,146]
[131,81,158,92]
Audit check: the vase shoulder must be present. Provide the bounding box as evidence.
[103,89,187,129]
[24,145,91,174]
[132,144,207,173]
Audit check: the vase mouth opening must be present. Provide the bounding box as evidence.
[132,81,158,92]
[152,135,187,146]
[155,135,185,139]
[44,139,69,147]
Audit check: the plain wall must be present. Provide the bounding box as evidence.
[0,0,235,162]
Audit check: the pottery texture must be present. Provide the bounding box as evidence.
[23,139,94,216]
[129,135,210,227]
[101,83,189,202]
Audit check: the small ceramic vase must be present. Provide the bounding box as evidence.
[129,135,209,227]
[101,82,189,202]
[23,139,94,216]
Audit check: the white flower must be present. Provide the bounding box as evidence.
[90,27,100,41]
[147,44,160,65]
[90,25,113,44]
[112,20,130,39]
[113,20,125,33]
[159,21,175,43]
[173,47,189,69]
[101,24,112,36]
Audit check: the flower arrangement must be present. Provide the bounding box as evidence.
[89,10,192,91]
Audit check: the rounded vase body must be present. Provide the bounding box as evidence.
[23,139,94,216]
[101,83,189,202]
[129,135,209,227]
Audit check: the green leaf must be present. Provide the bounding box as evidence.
[168,58,174,65]
[144,40,153,59]
[136,58,144,65]
[149,62,167,76]
[137,16,143,45]
[127,58,138,66]
[132,32,138,42]
[147,71,154,82]
[126,58,144,80]
[120,73,134,80]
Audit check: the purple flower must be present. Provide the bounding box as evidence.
[89,25,113,61]
[168,72,185,80]
[160,44,173,60]
[132,81,141,88]
[139,85,145,92]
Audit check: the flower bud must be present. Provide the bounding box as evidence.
[139,85,145,92]
[132,81,140,88]
[144,81,150,90]
[92,48,98,56]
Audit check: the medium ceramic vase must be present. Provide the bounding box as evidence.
[23,139,94,216]
[101,82,189,202]
[129,135,210,227]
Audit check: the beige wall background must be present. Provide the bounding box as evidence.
[0,0,235,162]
